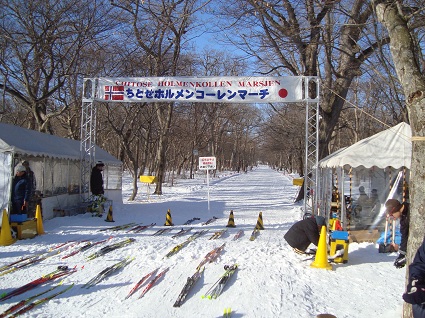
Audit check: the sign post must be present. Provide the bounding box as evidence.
[199,156,217,211]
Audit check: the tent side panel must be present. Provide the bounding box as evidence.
[0,152,12,213]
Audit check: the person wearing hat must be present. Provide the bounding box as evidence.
[90,161,105,196]
[385,198,410,268]
[11,165,31,215]
[284,215,327,254]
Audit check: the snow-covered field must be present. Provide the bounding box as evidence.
[0,165,405,317]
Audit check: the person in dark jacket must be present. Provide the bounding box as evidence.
[402,238,425,317]
[90,161,105,196]
[284,215,326,254]
[11,165,31,215]
[385,199,410,268]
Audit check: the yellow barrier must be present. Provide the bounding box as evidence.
[292,178,304,186]
[139,176,157,184]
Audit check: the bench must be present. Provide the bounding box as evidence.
[11,219,37,240]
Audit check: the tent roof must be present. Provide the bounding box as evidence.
[0,123,121,165]
[319,122,411,169]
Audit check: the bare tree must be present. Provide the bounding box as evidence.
[373,1,425,316]
[218,0,401,159]
[0,0,118,132]
[111,0,211,194]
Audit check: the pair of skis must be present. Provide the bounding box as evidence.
[202,264,238,299]
[61,237,113,259]
[127,223,156,233]
[249,228,260,241]
[183,217,201,225]
[196,243,226,270]
[202,216,218,225]
[151,228,172,236]
[164,230,209,258]
[125,267,169,299]
[87,238,135,260]
[173,267,205,307]
[0,282,74,317]
[98,222,137,232]
[82,257,134,288]
[0,266,76,302]
[171,227,193,238]
[209,229,227,240]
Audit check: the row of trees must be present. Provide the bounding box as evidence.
[1,2,424,314]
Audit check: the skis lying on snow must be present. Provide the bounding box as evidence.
[0,242,77,276]
[62,237,113,260]
[0,282,63,317]
[173,267,205,307]
[3,282,74,317]
[0,266,76,302]
[196,243,226,270]
[127,223,156,233]
[98,223,137,232]
[164,230,209,258]
[138,267,169,299]
[125,268,160,299]
[171,227,194,238]
[87,238,135,260]
[183,217,201,225]
[202,264,238,299]
[151,228,172,236]
[82,257,134,289]
[232,230,243,241]
[209,228,227,240]
[223,307,232,318]
[249,228,260,241]
[202,216,218,226]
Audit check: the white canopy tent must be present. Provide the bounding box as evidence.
[0,123,122,220]
[319,122,411,169]
[317,122,411,231]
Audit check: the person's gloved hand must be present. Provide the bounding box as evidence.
[394,253,406,268]
[403,279,425,304]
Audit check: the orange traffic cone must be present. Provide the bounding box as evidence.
[255,212,264,230]
[0,209,16,246]
[35,204,45,235]
[226,210,236,228]
[164,209,174,226]
[105,205,115,222]
[311,225,332,270]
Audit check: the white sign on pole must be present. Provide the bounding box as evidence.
[198,156,216,212]
[199,157,216,170]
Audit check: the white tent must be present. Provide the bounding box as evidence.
[319,122,411,169]
[0,123,122,219]
[317,122,411,232]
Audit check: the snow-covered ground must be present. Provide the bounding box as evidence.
[0,165,405,318]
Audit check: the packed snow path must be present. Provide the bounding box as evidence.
[0,166,405,317]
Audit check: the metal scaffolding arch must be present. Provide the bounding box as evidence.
[303,77,320,216]
[78,76,320,214]
[80,78,99,202]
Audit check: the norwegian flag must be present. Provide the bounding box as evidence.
[104,85,125,100]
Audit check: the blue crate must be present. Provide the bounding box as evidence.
[330,230,349,241]
[10,214,28,223]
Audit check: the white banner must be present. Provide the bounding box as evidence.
[97,76,304,103]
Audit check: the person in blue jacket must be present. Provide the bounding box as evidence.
[385,199,410,268]
[403,238,425,317]
[11,165,31,215]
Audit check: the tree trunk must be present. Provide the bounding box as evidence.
[374,2,425,317]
